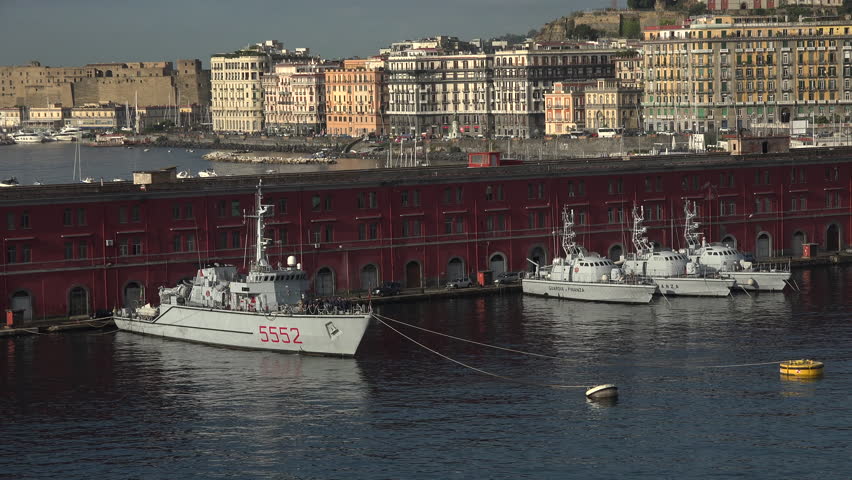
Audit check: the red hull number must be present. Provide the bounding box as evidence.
[258,326,302,344]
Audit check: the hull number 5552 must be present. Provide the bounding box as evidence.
[258,326,302,344]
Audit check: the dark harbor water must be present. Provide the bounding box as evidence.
[0,142,376,185]
[2,266,851,479]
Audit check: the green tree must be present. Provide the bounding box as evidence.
[627,0,656,9]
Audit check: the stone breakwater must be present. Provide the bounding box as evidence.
[202,151,337,164]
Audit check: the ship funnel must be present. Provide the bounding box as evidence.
[287,255,297,267]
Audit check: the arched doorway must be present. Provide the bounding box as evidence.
[315,267,334,296]
[825,224,840,252]
[791,231,806,257]
[720,235,737,249]
[608,244,624,262]
[10,290,33,321]
[124,281,143,308]
[489,253,506,276]
[68,286,89,317]
[756,232,771,259]
[447,257,465,281]
[528,246,547,271]
[360,264,378,292]
[405,261,421,288]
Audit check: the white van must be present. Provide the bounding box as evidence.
[597,127,622,138]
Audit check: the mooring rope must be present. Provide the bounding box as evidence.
[374,316,589,390]
[373,314,807,372]
[703,360,785,368]
[373,312,571,361]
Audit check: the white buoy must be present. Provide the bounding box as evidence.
[585,384,618,399]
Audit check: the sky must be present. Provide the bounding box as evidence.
[0,0,595,68]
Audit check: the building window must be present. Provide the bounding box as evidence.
[231,200,241,217]
[119,239,129,257]
[278,198,288,215]
[131,238,142,256]
[173,234,183,252]
[185,204,194,219]
[20,210,29,229]
[312,195,321,211]
[324,225,334,242]
[217,200,226,217]
[172,205,181,220]
[231,231,240,248]
[413,189,421,206]
[131,205,140,222]
[6,245,16,264]
[78,241,88,259]
[63,208,73,226]
[217,232,228,249]
[64,241,74,260]
[369,192,378,208]
[6,212,14,231]
[119,206,128,224]
[22,244,30,263]
[77,208,87,226]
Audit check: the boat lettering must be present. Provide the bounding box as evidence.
[547,286,585,293]
[258,326,303,344]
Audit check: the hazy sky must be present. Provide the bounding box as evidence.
[0,0,594,67]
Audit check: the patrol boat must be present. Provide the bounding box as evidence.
[522,207,657,304]
[621,205,734,297]
[113,181,372,356]
[682,201,791,292]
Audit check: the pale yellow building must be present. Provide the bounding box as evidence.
[210,50,269,133]
[643,16,852,134]
[26,104,70,129]
[0,107,24,130]
[69,103,127,130]
[584,79,642,130]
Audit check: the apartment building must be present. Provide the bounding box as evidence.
[544,81,593,134]
[493,44,617,138]
[263,62,335,135]
[211,41,316,133]
[386,49,493,137]
[643,16,852,135]
[325,59,389,137]
[614,55,644,88]
[68,103,128,130]
[584,79,643,130]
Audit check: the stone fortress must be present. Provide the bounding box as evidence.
[0,59,210,108]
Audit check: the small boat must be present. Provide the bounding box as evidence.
[81,177,95,184]
[143,148,150,152]
[112,178,125,182]
[113,181,372,356]
[54,127,83,141]
[198,168,218,177]
[10,131,44,144]
[522,207,658,304]
[621,205,734,297]
[0,177,20,187]
[683,201,792,291]
[176,170,195,179]
[33,180,43,186]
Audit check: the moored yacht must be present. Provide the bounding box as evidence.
[522,207,657,304]
[683,201,791,292]
[10,131,44,144]
[113,180,372,356]
[54,126,83,141]
[621,205,734,297]
[198,168,218,177]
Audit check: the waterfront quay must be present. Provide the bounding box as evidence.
[0,147,848,324]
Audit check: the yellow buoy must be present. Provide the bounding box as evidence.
[779,359,824,378]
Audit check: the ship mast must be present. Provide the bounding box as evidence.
[631,205,653,256]
[684,200,703,253]
[561,206,582,259]
[248,180,272,271]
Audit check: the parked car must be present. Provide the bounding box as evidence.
[494,271,521,285]
[446,277,474,289]
[373,281,401,297]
